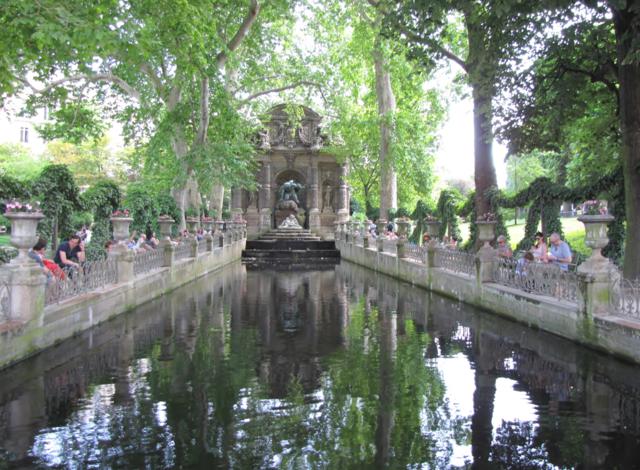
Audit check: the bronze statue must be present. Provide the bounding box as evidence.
[278,180,303,206]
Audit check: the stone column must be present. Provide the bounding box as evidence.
[309,160,321,232]
[260,161,272,232]
[337,163,349,222]
[111,244,134,283]
[376,220,387,252]
[577,214,617,316]
[475,221,497,285]
[396,218,410,259]
[231,187,243,221]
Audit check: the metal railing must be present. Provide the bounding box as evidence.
[405,242,426,263]
[434,247,476,277]
[174,241,192,261]
[133,248,164,276]
[492,258,579,303]
[610,276,640,320]
[198,239,208,255]
[45,258,117,305]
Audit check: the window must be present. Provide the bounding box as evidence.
[19,126,29,143]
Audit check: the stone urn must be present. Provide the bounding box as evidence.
[5,211,45,264]
[110,216,134,243]
[476,221,497,248]
[158,217,175,241]
[186,217,199,232]
[578,214,615,267]
[201,218,214,233]
[396,217,411,239]
[425,220,441,239]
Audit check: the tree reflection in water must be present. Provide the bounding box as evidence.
[3,264,640,468]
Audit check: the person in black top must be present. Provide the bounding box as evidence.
[54,234,85,269]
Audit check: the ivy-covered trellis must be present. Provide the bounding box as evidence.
[458,190,509,251]
[436,189,462,242]
[474,168,624,263]
[409,200,431,245]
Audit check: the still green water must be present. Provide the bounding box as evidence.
[1,262,640,469]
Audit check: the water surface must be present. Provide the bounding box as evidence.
[1,261,640,468]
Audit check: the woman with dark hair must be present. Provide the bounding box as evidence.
[530,231,548,262]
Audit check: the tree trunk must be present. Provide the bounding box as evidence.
[374,39,397,221]
[171,129,191,230]
[209,183,225,219]
[612,3,640,279]
[465,13,498,221]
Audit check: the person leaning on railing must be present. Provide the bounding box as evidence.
[54,234,84,271]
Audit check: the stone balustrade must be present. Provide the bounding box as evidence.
[0,217,246,369]
[336,219,640,364]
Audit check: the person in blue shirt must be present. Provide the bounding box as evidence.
[547,232,572,271]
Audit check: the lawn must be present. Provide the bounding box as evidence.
[459,217,589,255]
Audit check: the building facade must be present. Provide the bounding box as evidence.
[232,105,350,239]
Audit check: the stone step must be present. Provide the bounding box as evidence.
[246,240,336,250]
[242,249,340,259]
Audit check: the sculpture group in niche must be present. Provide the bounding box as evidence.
[278,180,304,208]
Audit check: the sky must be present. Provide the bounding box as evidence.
[435,97,508,189]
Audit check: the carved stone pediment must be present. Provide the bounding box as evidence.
[262,104,324,150]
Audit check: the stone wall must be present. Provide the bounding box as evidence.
[337,238,640,365]
[0,237,245,369]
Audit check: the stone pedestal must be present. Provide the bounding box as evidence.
[259,208,272,233]
[111,245,134,283]
[6,264,46,324]
[577,214,617,316]
[309,208,321,232]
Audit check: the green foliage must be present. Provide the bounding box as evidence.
[33,164,81,247]
[80,179,121,260]
[436,189,462,241]
[0,144,46,181]
[69,211,93,230]
[124,182,179,236]
[409,199,433,244]
[0,172,31,201]
[36,103,106,144]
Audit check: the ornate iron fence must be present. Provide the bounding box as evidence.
[45,258,117,305]
[133,248,164,276]
[492,258,579,303]
[174,241,192,261]
[610,276,640,320]
[434,248,476,277]
[405,242,426,263]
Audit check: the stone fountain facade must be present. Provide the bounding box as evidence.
[231,104,350,240]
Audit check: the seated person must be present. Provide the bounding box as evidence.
[385,223,398,240]
[54,234,84,270]
[496,235,512,258]
[547,232,572,271]
[31,238,65,279]
[516,251,534,275]
[530,231,547,262]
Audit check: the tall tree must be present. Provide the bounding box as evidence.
[377,0,553,219]
[607,0,640,279]
[308,0,442,217]
[0,0,295,228]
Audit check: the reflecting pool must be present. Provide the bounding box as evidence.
[1,261,640,468]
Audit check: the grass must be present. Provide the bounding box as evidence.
[459,217,589,256]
